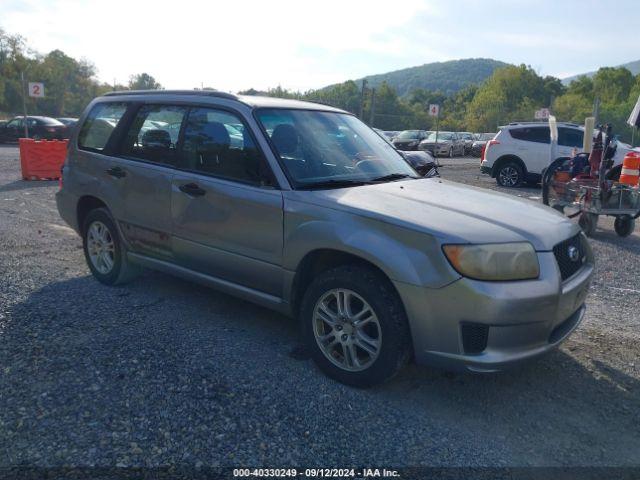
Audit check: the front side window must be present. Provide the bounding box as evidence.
[78,103,127,152]
[181,108,265,184]
[256,109,417,189]
[120,105,187,166]
[7,118,22,128]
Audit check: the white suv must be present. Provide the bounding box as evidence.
[480,122,624,187]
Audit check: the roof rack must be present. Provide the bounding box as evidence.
[103,89,238,100]
[503,121,582,127]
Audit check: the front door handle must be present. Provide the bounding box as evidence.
[106,166,127,178]
[179,183,206,197]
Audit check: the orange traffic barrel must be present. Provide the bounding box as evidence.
[619,152,640,186]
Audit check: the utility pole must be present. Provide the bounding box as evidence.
[20,71,29,138]
[369,88,376,126]
[360,79,367,120]
[593,97,600,125]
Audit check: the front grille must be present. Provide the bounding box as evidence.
[553,234,586,281]
[461,323,489,354]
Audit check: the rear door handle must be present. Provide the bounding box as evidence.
[179,183,206,197]
[106,166,127,178]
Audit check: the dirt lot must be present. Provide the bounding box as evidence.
[1,145,639,469]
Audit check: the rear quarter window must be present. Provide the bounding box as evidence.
[509,126,550,144]
[78,103,127,152]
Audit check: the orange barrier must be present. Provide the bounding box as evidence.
[619,151,640,186]
[19,138,68,180]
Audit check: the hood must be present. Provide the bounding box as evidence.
[421,139,452,145]
[290,178,578,251]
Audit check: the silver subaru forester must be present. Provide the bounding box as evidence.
[56,90,593,387]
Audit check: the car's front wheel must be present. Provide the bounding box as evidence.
[82,208,140,285]
[300,265,411,387]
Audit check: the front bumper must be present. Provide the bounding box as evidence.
[420,145,451,157]
[395,251,593,372]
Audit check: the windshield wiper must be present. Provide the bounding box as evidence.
[370,173,416,183]
[297,179,372,190]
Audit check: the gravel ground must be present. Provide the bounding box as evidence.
[0,145,639,470]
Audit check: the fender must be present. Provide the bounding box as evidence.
[282,198,460,290]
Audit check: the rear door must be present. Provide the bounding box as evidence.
[509,126,550,174]
[170,106,284,296]
[111,104,188,260]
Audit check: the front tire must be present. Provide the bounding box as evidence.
[82,208,140,285]
[579,212,598,237]
[496,161,523,187]
[300,265,411,387]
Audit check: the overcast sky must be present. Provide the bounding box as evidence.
[3,0,639,92]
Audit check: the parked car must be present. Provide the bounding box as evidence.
[471,133,497,157]
[418,131,465,157]
[480,122,626,187]
[375,128,438,176]
[56,117,79,127]
[392,130,429,150]
[383,130,399,141]
[57,90,593,387]
[0,116,68,142]
[458,132,475,154]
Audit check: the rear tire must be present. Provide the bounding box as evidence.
[614,215,635,237]
[496,161,523,187]
[300,265,411,387]
[82,208,140,285]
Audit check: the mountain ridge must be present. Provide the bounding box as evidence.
[562,59,640,84]
[329,58,510,96]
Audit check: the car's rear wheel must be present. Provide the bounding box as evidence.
[496,162,523,187]
[82,208,140,285]
[300,265,411,387]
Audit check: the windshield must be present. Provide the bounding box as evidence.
[396,130,421,139]
[426,132,454,141]
[256,109,417,188]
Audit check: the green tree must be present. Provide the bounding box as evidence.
[128,73,162,90]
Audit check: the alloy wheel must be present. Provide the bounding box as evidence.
[86,220,115,274]
[312,288,382,372]
[499,166,519,187]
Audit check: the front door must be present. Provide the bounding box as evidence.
[170,107,284,296]
[4,117,23,141]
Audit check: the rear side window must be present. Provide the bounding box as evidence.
[120,105,187,166]
[78,103,127,152]
[509,126,550,144]
[180,107,264,184]
[558,127,584,148]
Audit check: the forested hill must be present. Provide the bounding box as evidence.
[345,58,510,96]
[563,59,640,84]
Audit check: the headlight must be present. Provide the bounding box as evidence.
[442,242,539,281]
